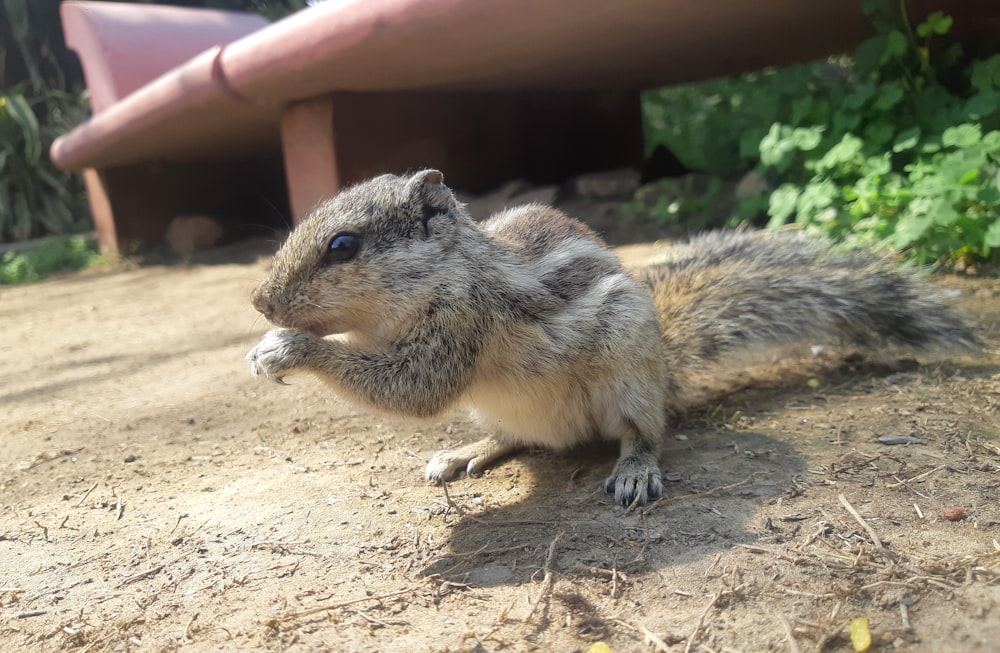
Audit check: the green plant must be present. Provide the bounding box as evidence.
[638,3,1000,267]
[622,175,734,231]
[758,7,1000,265]
[642,64,835,176]
[0,235,102,284]
[0,88,92,243]
[2,0,93,244]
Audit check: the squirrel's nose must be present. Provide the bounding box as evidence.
[250,289,275,321]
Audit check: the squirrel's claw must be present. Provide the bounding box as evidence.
[246,329,306,385]
[604,453,664,507]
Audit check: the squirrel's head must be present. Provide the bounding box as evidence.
[251,169,469,336]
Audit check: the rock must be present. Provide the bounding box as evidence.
[461,181,562,218]
[574,168,641,199]
[510,185,558,207]
[460,179,531,218]
[165,215,224,257]
[734,170,770,199]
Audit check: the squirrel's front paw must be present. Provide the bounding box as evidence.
[246,329,315,384]
[603,451,664,507]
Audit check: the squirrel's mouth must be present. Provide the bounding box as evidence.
[303,317,349,338]
[306,325,336,337]
[264,304,354,337]
[266,315,341,338]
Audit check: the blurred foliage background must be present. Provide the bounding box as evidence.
[0,0,311,281]
[2,0,998,281]
[632,1,1000,269]
[0,0,308,249]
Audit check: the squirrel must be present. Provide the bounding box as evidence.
[247,169,981,506]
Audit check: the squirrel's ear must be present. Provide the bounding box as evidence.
[406,169,450,205]
[405,169,447,202]
[414,169,444,187]
[406,170,454,237]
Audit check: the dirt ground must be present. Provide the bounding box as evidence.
[2,216,999,652]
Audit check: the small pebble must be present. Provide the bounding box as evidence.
[876,435,924,445]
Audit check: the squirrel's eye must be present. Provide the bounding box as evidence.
[324,233,361,264]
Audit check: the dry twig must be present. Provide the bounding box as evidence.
[838,494,884,552]
[184,612,199,641]
[524,532,564,624]
[75,482,98,507]
[886,464,948,489]
[642,625,673,653]
[778,615,802,653]
[683,592,720,653]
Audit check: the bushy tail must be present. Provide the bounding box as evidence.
[635,230,982,373]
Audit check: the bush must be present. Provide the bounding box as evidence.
[638,3,1000,267]
[0,235,103,284]
[0,88,92,243]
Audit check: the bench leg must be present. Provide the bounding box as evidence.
[82,165,177,256]
[281,98,342,222]
[82,168,120,256]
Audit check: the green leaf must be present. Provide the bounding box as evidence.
[965,91,1000,120]
[832,110,862,134]
[864,122,895,148]
[844,85,875,110]
[791,126,824,151]
[939,43,964,72]
[970,55,1000,93]
[883,30,908,62]
[767,184,799,227]
[3,94,41,164]
[892,127,921,152]
[942,123,982,148]
[863,155,892,177]
[0,179,11,230]
[959,169,980,185]
[816,134,864,172]
[797,180,838,217]
[892,213,932,248]
[873,83,904,111]
[927,12,953,36]
[985,219,1000,248]
[982,130,1000,155]
[759,123,795,171]
[35,166,70,195]
[791,96,814,125]
[930,199,959,226]
[854,36,887,78]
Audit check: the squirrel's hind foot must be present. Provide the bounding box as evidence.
[425,436,518,482]
[604,451,664,507]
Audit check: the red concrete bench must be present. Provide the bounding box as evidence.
[53,0,884,255]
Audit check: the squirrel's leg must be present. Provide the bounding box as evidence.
[604,417,663,506]
[424,436,518,482]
